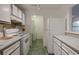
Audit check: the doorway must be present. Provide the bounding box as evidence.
[28,15,48,55]
[31,15,44,40]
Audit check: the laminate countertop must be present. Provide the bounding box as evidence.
[54,35,79,54]
[0,33,30,51]
[0,36,22,51]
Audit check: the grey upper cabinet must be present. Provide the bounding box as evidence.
[11,5,25,23]
[11,5,21,22]
[0,4,11,23]
[18,9,22,19]
[22,13,26,25]
[11,5,18,17]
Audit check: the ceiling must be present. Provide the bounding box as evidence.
[17,4,75,17]
[17,4,74,11]
[22,4,63,10]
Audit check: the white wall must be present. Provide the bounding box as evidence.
[50,18,65,35]
[25,8,66,31]
[25,9,66,54]
[22,5,75,55]
[45,17,65,53]
[25,11,32,32]
[43,16,49,47]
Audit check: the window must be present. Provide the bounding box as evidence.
[72,18,79,32]
[72,4,79,32]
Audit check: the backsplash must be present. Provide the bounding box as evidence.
[0,24,3,31]
[0,22,28,36]
[0,24,15,29]
[0,23,22,33]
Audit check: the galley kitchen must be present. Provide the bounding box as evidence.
[0,4,79,55]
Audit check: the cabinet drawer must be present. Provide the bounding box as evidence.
[3,41,20,55]
[11,47,20,55]
[62,50,68,55]
[62,43,78,55]
[54,38,61,46]
[54,42,62,55]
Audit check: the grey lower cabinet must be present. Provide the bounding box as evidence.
[61,50,68,55]
[0,41,20,55]
[11,47,20,55]
[20,34,32,55]
[25,39,30,55]
[54,42,62,55]
[54,37,62,55]
[62,43,78,55]
[53,37,78,55]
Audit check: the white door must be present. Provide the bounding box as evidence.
[31,19,36,40]
[31,15,44,40]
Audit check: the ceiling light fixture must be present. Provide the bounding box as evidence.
[37,7,40,10]
[32,4,40,7]
[31,4,40,10]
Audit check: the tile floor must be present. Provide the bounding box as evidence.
[28,39,48,55]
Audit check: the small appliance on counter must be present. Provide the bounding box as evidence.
[5,28,20,37]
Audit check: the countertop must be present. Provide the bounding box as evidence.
[0,36,22,51]
[54,35,79,54]
[0,33,30,51]
[65,31,79,35]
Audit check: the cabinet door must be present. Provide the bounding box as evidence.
[3,41,20,55]
[12,5,18,17]
[0,4,11,23]
[22,38,30,55]
[62,43,78,55]
[18,9,22,19]
[11,47,20,55]
[54,42,62,55]
[62,50,68,55]
[22,13,26,25]
[29,35,32,46]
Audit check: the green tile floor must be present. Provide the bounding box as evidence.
[28,39,48,55]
